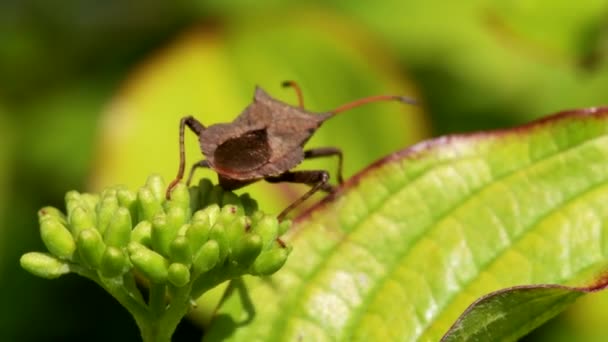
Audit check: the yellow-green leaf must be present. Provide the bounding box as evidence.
[203,107,608,341]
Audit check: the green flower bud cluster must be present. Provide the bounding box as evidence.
[20,175,291,342]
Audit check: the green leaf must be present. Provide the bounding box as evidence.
[203,107,608,341]
[441,281,608,342]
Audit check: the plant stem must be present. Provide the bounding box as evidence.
[138,285,192,342]
[149,284,166,316]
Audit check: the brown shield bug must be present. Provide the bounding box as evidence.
[166,81,416,220]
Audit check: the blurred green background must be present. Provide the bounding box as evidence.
[2,1,608,341]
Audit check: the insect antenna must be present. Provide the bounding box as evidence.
[282,80,305,108]
[328,94,417,116]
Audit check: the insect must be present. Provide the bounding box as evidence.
[166,81,416,220]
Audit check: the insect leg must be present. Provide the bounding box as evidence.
[266,170,330,221]
[304,147,344,184]
[186,160,211,185]
[166,116,206,199]
[281,80,305,108]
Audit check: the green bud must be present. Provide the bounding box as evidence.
[127,241,144,254]
[20,252,70,279]
[151,213,180,257]
[192,240,220,274]
[137,187,163,222]
[218,204,239,227]
[100,246,128,278]
[40,217,76,260]
[207,206,221,226]
[232,234,263,268]
[186,220,210,253]
[65,191,82,213]
[196,178,214,208]
[117,188,137,224]
[100,188,117,199]
[209,224,228,263]
[239,193,258,215]
[167,183,190,215]
[65,190,81,202]
[191,210,206,223]
[166,206,186,235]
[96,196,119,235]
[250,248,290,276]
[113,184,127,193]
[170,236,192,265]
[151,213,168,255]
[104,207,132,248]
[224,216,248,251]
[177,223,190,236]
[192,204,220,227]
[77,229,106,268]
[131,221,152,246]
[167,263,190,287]
[250,211,265,225]
[251,215,280,250]
[145,174,165,201]
[69,206,95,237]
[38,206,67,225]
[129,242,169,283]
[81,193,100,213]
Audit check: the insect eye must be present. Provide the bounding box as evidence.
[214,129,271,172]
